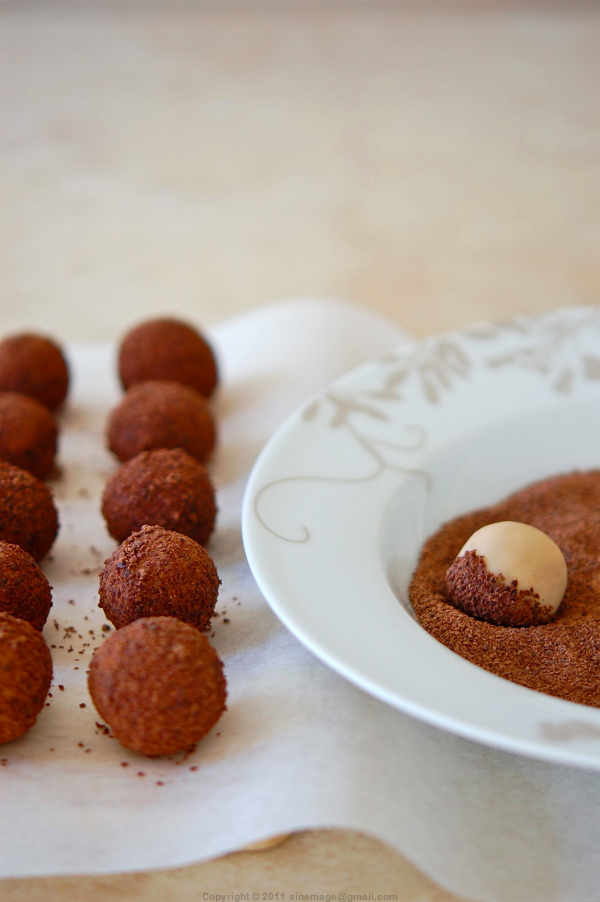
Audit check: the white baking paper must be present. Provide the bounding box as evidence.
[2,297,600,902]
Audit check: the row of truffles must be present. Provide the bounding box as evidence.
[0,337,66,742]
[0,317,226,759]
[102,317,218,549]
[90,317,226,757]
[0,465,60,743]
[0,334,70,479]
[92,526,225,756]
[446,521,568,627]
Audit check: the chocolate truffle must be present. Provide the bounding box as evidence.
[0,612,53,744]
[0,541,52,630]
[0,392,58,480]
[446,521,567,627]
[118,318,218,399]
[89,616,226,756]
[101,448,216,546]
[99,525,220,630]
[0,462,59,561]
[106,380,216,465]
[0,333,69,411]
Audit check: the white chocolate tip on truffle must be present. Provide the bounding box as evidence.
[459,521,567,616]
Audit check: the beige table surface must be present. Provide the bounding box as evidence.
[1,2,598,898]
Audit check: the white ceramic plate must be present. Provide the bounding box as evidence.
[242,307,600,770]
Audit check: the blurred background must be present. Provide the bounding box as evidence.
[2,1,598,342]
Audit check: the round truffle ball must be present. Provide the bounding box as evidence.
[0,542,52,630]
[0,392,58,480]
[118,318,218,399]
[446,521,568,627]
[89,616,226,756]
[102,448,216,546]
[0,462,59,561]
[106,381,216,465]
[99,525,220,630]
[0,333,69,411]
[0,612,53,745]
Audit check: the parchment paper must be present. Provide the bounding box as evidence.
[2,298,600,902]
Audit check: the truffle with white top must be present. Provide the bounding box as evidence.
[445,521,568,627]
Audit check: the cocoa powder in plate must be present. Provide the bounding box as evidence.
[409,470,600,708]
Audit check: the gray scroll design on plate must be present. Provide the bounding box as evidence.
[254,386,430,543]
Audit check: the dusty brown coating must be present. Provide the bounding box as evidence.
[118,318,218,399]
[0,334,69,411]
[410,471,600,708]
[89,616,226,756]
[446,550,554,627]
[0,392,58,479]
[0,462,59,561]
[107,381,216,465]
[102,448,216,546]
[0,542,52,630]
[0,612,53,744]
[99,525,220,630]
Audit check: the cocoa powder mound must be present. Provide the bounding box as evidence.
[409,470,600,707]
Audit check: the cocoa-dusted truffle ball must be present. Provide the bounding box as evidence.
[99,525,220,630]
[106,381,216,465]
[446,521,568,627]
[0,392,58,480]
[0,333,69,411]
[0,462,59,561]
[0,542,52,630]
[118,318,218,399]
[0,612,53,744]
[89,616,226,756]
[102,448,216,546]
